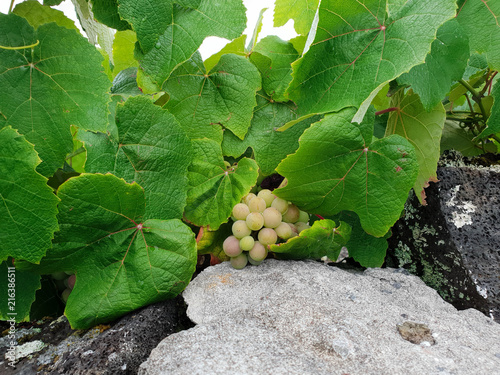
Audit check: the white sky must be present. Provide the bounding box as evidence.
[1,0,297,59]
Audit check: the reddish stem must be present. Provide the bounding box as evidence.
[488,71,498,96]
[315,214,325,220]
[375,107,399,116]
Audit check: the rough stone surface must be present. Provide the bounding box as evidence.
[2,297,191,374]
[139,260,500,375]
[387,158,500,320]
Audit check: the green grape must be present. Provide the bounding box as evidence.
[262,207,282,228]
[232,203,250,220]
[257,189,275,207]
[258,228,277,245]
[239,236,255,251]
[249,241,268,262]
[232,220,251,238]
[271,197,288,214]
[297,210,310,223]
[61,288,71,304]
[223,235,242,257]
[288,223,299,236]
[275,222,293,240]
[247,257,262,266]
[246,212,264,230]
[230,252,248,269]
[51,272,67,281]
[248,196,266,213]
[224,160,232,169]
[282,204,300,223]
[243,193,256,205]
[296,222,310,233]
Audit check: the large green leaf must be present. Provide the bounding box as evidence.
[0,14,111,177]
[270,219,351,261]
[0,259,41,323]
[441,120,496,156]
[273,0,319,36]
[287,0,456,116]
[80,96,191,221]
[249,36,299,102]
[275,107,418,237]
[185,139,258,230]
[222,93,319,176]
[163,52,261,141]
[398,19,469,112]
[134,0,247,86]
[385,90,445,204]
[13,0,79,31]
[457,0,500,70]
[0,127,59,264]
[19,173,197,329]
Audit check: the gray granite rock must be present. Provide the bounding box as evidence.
[387,157,500,320]
[139,260,500,375]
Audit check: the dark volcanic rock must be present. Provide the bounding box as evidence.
[2,297,192,374]
[387,154,499,320]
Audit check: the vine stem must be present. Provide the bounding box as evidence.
[315,214,325,220]
[375,107,398,116]
[9,0,15,13]
[459,79,488,122]
[65,147,85,160]
[0,40,40,50]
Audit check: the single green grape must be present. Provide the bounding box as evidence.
[247,257,262,266]
[257,189,275,207]
[246,212,264,231]
[232,220,251,239]
[271,197,288,214]
[258,228,277,245]
[239,236,255,251]
[230,252,248,269]
[296,222,310,233]
[232,203,250,220]
[282,204,300,223]
[249,241,268,262]
[262,207,282,228]
[297,210,310,223]
[248,197,266,213]
[61,288,71,304]
[223,235,242,257]
[275,222,293,240]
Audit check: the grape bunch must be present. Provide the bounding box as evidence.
[223,189,311,269]
[51,271,76,303]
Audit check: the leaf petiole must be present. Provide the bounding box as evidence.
[0,40,40,50]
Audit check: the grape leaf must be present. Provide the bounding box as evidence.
[0,14,111,177]
[196,223,231,261]
[13,0,79,31]
[204,35,247,72]
[80,96,191,221]
[185,139,258,230]
[385,90,445,205]
[90,0,132,31]
[0,127,59,264]
[273,0,319,36]
[163,52,261,141]
[134,0,247,86]
[222,93,320,176]
[112,30,139,77]
[275,107,418,237]
[287,0,456,116]
[398,19,469,112]
[441,120,496,156]
[0,259,41,323]
[270,219,351,261]
[249,36,299,102]
[457,0,500,70]
[332,211,389,268]
[19,173,197,329]
[111,67,142,97]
